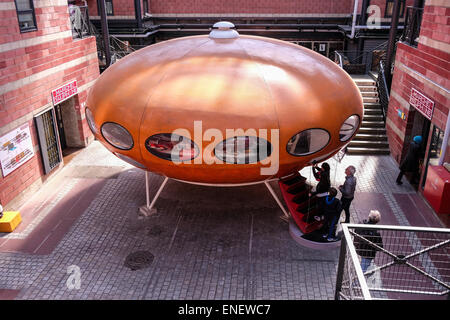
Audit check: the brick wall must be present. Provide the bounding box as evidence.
[88,0,355,16]
[0,0,99,208]
[386,0,449,165]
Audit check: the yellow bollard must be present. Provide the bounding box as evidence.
[0,211,22,233]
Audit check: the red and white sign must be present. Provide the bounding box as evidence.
[52,80,78,105]
[409,88,434,120]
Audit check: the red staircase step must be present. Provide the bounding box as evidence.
[278,172,323,234]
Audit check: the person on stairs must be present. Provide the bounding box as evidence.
[310,162,331,198]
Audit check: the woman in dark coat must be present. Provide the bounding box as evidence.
[312,162,331,197]
[396,135,422,185]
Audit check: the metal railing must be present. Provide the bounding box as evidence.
[376,60,390,123]
[401,6,424,47]
[334,41,388,74]
[69,5,92,39]
[335,224,450,300]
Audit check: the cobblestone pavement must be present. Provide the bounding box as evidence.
[0,142,443,300]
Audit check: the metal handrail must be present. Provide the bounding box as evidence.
[335,51,344,68]
[376,60,390,123]
[69,5,92,39]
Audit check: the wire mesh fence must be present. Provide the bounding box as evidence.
[335,224,450,300]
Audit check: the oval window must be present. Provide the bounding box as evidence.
[340,115,360,142]
[101,122,134,150]
[286,129,330,156]
[85,107,98,134]
[145,133,199,161]
[214,136,272,164]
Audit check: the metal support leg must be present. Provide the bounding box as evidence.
[139,172,169,217]
[264,181,290,221]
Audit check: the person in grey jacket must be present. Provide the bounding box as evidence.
[339,165,357,223]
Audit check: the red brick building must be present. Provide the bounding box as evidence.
[386,0,449,199]
[0,0,99,209]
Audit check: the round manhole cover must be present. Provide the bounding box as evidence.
[124,251,154,271]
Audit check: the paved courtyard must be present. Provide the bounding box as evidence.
[0,141,446,300]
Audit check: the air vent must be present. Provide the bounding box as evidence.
[209,21,239,39]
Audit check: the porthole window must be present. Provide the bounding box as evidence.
[286,129,330,156]
[214,136,272,164]
[101,122,134,150]
[85,107,98,134]
[339,115,360,142]
[145,133,199,161]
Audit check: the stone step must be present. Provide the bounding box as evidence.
[353,133,388,141]
[363,103,382,109]
[363,114,384,122]
[363,97,380,103]
[358,86,378,92]
[358,127,387,134]
[354,79,376,86]
[361,91,379,98]
[346,147,390,155]
[364,109,383,116]
[361,120,385,128]
[347,140,390,148]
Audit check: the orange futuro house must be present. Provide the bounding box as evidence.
[86,22,363,185]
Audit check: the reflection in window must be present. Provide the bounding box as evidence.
[214,136,272,164]
[146,133,199,161]
[385,0,405,18]
[14,0,37,32]
[340,115,360,142]
[101,122,134,150]
[286,129,330,156]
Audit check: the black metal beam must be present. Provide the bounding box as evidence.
[134,0,143,29]
[385,0,402,85]
[98,0,111,68]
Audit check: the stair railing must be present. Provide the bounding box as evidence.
[376,60,390,124]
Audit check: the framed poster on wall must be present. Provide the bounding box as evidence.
[0,124,35,177]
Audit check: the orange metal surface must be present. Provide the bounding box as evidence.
[87,34,363,184]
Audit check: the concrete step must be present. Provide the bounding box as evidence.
[363,97,380,103]
[353,133,388,141]
[347,140,390,148]
[354,79,376,86]
[361,120,385,128]
[361,91,379,98]
[363,114,384,122]
[363,103,382,109]
[364,109,383,116]
[346,147,390,155]
[358,127,387,135]
[358,86,377,92]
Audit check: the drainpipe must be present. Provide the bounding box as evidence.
[134,0,143,29]
[438,113,450,166]
[384,0,402,85]
[360,0,370,26]
[98,0,111,68]
[350,0,360,39]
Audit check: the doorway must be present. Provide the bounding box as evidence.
[54,97,84,163]
[407,109,430,190]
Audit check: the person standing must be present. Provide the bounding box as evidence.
[339,165,357,223]
[311,162,331,198]
[396,135,423,185]
[354,210,384,273]
[315,187,342,241]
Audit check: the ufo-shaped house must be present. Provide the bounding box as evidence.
[86,22,363,185]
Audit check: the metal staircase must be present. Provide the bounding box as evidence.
[347,76,390,155]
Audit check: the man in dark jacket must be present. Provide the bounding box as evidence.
[354,210,383,273]
[339,165,357,223]
[315,187,342,241]
[396,135,422,185]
